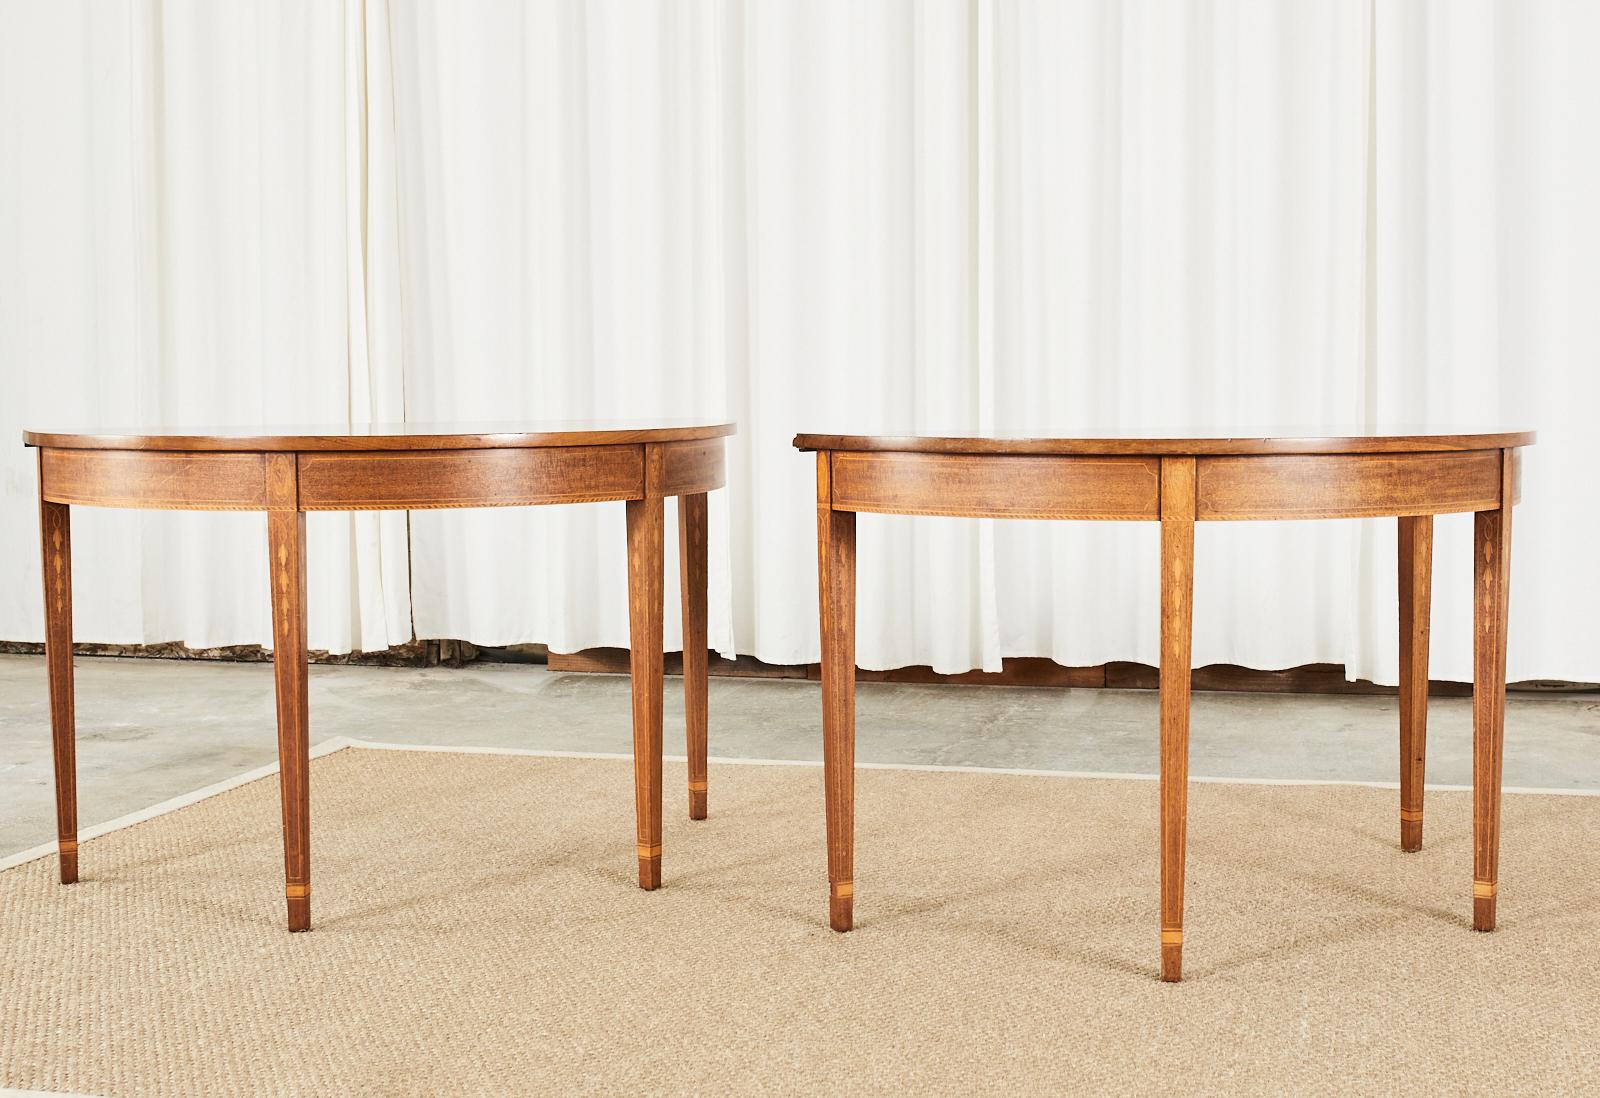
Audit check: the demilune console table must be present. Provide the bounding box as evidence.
[25,421,735,931]
[795,428,1534,982]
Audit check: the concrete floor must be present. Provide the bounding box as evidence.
[1,652,1597,857]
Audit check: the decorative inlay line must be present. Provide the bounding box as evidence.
[1399,808,1423,822]
[687,780,708,792]
[637,844,662,859]
[285,883,310,899]
[302,495,640,511]
[50,528,65,614]
[831,881,854,899]
[1473,880,1497,899]
[1161,929,1183,945]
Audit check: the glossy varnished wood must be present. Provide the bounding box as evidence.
[26,420,735,452]
[1194,451,1501,520]
[26,422,732,931]
[40,448,268,510]
[297,447,645,510]
[829,452,1160,520]
[655,438,728,498]
[817,453,858,932]
[1398,515,1434,852]
[799,430,1530,982]
[627,493,666,891]
[266,454,311,931]
[1473,451,1514,931]
[37,454,77,885]
[795,429,1535,457]
[1158,457,1196,982]
[679,493,710,820]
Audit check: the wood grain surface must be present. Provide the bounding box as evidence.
[1472,451,1515,931]
[40,448,268,510]
[678,493,710,821]
[1194,451,1502,520]
[1158,457,1196,982]
[266,454,312,931]
[817,452,858,933]
[37,455,78,886]
[795,429,1534,456]
[654,438,727,498]
[297,447,645,509]
[797,432,1530,982]
[25,421,735,452]
[26,426,732,931]
[829,451,1160,519]
[626,495,666,891]
[1398,515,1434,853]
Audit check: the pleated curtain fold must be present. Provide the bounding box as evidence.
[1,1,1594,683]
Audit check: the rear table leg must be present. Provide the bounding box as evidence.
[679,493,709,820]
[39,495,78,885]
[817,454,857,932]
[1398,514,1433,851]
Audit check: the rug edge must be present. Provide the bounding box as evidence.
[0,737,359,873]
[6,735,1596,874]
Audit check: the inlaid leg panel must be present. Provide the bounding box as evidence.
[627,497,666,890]
[1472,452,1514,931]
[1398,514,1434,852]
[1159,457,1196,982]
[818,455,857,933]
[39,496,78,885]
[679,493,710,821]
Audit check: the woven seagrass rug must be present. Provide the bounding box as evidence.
[3,743,1597,1096]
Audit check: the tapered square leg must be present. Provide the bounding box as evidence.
[38,488,79,885]
[678,493,709,821]
[627,496,666,890]
[267,454,311,932]
[1158,457,1196,982]
[1472,451,1514,931]
[817,453,857,932]
[1398,514,1433,852]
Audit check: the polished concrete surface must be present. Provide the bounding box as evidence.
[2,653,1597,857]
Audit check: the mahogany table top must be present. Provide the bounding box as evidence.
[24,420,736,452]
[794,427,1534,456]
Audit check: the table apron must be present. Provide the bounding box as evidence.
[648,437,727,498]
[38,438,728,512]
[298,446,645,509]
[825,448,1509,521]
[1193,450,1504,520]
[828,452,1161,520]
[39,448,269,510]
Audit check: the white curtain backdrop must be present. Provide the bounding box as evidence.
[1,1,1595,683]
[0,1,411,654]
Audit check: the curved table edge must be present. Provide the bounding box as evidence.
[24,423,737,452]
[793,431,1535,456]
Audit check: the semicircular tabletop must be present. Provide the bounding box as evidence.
[793,427,1534,456]
[25,420,736,452]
